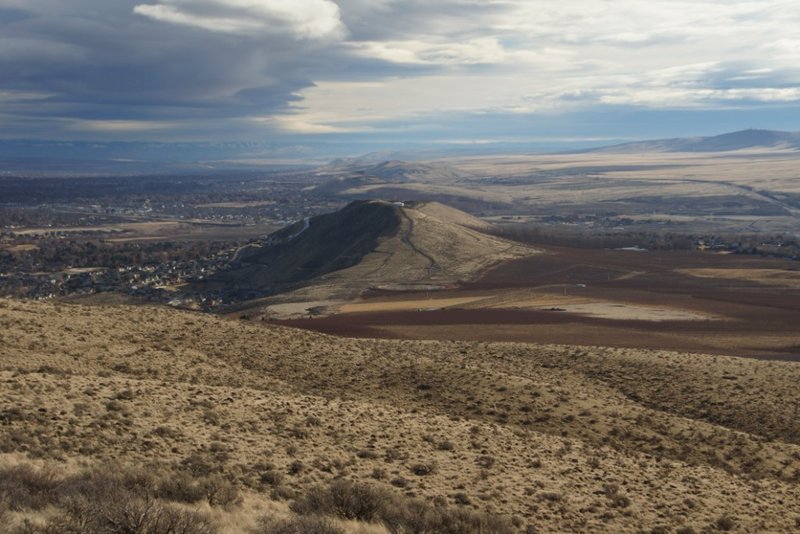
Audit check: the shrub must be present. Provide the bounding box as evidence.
[179,452,218,476]
[291,480,389,522]
[58,496,217,534]
[0,465,62,511]
[290,479,514,534]
[305,416,322,427]
[1,463,217,534]
[384,448,404,462]
[113,389,136,401]
[59,465,158,504]
[288,461,305,475]
[198,476,240,507]
[538,492,563,502]
[452,492,471,505]
[380,495,514,534]
[256,515,344,534]
[0,462,230,534]
[156,472,207,503]
[716,516,736,531]
[260,470,284,487]
[611,494,631,508]
[0,497,9,523]
[356,449,378,459]
[410,461,437,476]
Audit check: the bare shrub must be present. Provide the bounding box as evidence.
[199,475,240,507]
[59,497,217,534]
[611,494,631,508]
[0,465,62,511]
[409,461,437,476]
[288,461,305,476]
[260,469,284,487]
[452,492,471,505]
[180,452,219,476]
[380,494,514,534]
[154,506,217,534]
[716,516,736,532]
[156,471,206,503]
[256,515,344,534]
[436,440,455,451]
[0,462,220,534]
[291,479,514,534]
[60,465,158,503]
[291,480,389,522]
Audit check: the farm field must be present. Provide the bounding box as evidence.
[325,150,800,235]
[281,246,800,361]
[8,219,278,242]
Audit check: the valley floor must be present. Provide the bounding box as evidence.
[282,246,800,361]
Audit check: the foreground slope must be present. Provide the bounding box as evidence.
[2,298,800,532]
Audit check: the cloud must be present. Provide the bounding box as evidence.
[0,0,799,144]
[133,0,346,40]
[66,119,177,132]
[283,0,800,134]
[0,0,345,140]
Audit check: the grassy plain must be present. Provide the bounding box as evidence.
[333,150,800,234]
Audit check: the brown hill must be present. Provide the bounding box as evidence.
[212,200,533,311]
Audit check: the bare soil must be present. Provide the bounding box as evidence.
[282,246,800,360]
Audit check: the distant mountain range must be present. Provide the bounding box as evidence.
[0,130,798,173]
[591,129,800,154]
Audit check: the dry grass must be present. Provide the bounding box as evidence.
[338,291,716,321]
[338,296,484,314]
[679,268,800,288]
[2,298,800,531]
[350,151,800,234]
[3,244,40,253]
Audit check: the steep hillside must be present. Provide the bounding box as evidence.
[218,201,402,289]
[212,200,533,306]
[1,298,800,532]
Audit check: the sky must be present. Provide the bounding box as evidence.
[2,0,800,154]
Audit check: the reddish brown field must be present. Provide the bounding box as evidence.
[281,246,800,360]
